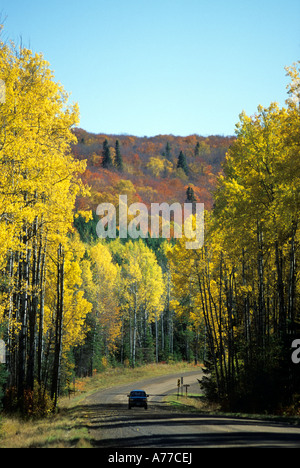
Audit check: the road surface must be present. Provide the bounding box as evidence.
[80,370,300,448]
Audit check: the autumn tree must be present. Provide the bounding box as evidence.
[0,34,91,412]
[115,240,165,367]
[169,63,300,412]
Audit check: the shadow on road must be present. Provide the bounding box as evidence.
[68,401,300,448]
[91,431,300,448]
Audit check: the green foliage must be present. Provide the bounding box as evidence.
[102,139,113,168]
[177,151,189,175]
[74,211,99,243]
[0,364,8,410]
[115,139,124,171]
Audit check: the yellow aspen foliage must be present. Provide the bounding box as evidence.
[0,31,91,405]
[83,241,121,352]
[117,239,165,366]
[168,64,300,408]
[44,234,92,352]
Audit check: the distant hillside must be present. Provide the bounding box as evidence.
[72,128,236,213]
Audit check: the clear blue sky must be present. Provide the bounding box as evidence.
[1,0,299,136]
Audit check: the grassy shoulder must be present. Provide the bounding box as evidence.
[0,362,199,448]
[165,393,220,414]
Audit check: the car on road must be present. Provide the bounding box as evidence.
[127,389,149,410]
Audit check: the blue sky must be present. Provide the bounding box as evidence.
[1,0,299,136]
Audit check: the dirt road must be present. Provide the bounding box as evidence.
[80,370,300,448]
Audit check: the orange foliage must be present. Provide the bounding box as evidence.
[72,129,235,211]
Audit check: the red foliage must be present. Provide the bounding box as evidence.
[72,129,235,211]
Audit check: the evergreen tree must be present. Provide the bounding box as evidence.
[115,139,124,171]
[102,139,113,168]
[177,150,189,175]
[165,142,172,160]
[186,186,196,203]
[186,186,197,214]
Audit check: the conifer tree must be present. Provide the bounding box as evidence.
[115,139,123,171]
[165,142,172,160]
[102,139,113,168]
[177,150,189,175]
[186,186,196,203]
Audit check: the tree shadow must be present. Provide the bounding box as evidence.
[65,401,300,448]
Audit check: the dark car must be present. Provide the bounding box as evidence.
[127,389,149,409]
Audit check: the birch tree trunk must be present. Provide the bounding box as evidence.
[51,243,64,408]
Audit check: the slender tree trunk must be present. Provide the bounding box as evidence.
[257,222,265,349]
[161,309,164,355]
[275,240,285,337]
[51,244,64,408]
[196,252,221,395]
[242,249,251,365]
[18,226,31,401]
[288,224,297,332]
[26,216,40,391]
[6,250,14,386]
[37,236,47,386]
[155,313,158,363]
[131,283,137,368]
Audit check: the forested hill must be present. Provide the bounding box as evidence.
[71,128,236,213]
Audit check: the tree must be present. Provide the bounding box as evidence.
[0,33,91,412]
[186,186,196,203]
[177,151,189,175]
[169,64,300,412]
[118,240,165,367]
[162,142,172,160]
[115,139,124,171]
[146,157,165,177]
[185,186,197,215]
[102,139,113,168]
[51,244,64,406]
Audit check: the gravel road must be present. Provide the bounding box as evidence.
[79,370,300,448]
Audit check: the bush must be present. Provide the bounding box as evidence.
[4,383,54,418]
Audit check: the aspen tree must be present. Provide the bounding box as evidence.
[169,64,300,410]
[0,33,91,408]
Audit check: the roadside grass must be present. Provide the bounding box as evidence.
[166,393,220,413]
[0,362,200,448]
[0,412,92,448]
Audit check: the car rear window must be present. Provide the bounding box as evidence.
[131,391,146,396]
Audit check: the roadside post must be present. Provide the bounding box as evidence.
[177,378,180,399]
